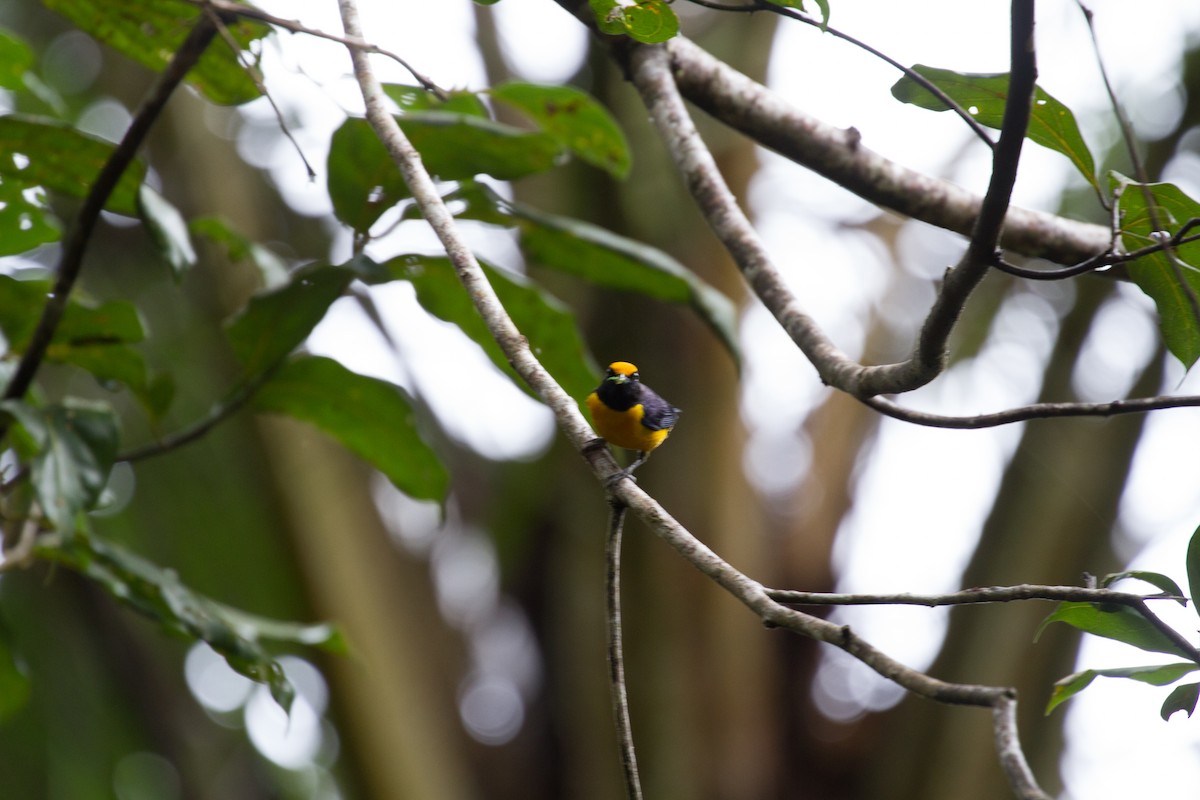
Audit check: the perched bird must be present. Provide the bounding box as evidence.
[586,361,680,482]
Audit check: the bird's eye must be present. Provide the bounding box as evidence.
[631,372,639,380]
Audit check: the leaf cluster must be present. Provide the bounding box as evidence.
[1038,542,1200,721]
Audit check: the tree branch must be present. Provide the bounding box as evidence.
[684,0,997,149]
[663,36,1109,266]
[910,0,1037,382]
[766,583,1184,608]
[340,3,1051,795]
[191,0,447,97]
[860,389,1200,429]
[626,28,1037,398]
[606,499,643,800]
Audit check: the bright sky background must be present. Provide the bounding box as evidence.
[193,0,1200,795]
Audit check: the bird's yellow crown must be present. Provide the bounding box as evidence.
[607,361,639,377]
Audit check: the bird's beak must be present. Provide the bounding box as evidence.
[606,373,629,384]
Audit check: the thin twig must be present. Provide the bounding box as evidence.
[862,390,1200,429]
[116,358,286,463]
[766,584,1185,608]
[202,4,316,179]
[993,222,1200,280]
[771,582,1200,663]
[191,0,447,98]
[1,17,218,412]
[606,498,643,800]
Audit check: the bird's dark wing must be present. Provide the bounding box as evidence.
[639,389,681,431]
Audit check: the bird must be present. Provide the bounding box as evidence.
[586,361,680,484]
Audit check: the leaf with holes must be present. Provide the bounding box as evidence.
[891,66,1098,193]
[0,116,145,215]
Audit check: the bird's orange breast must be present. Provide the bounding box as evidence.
[587,393,672,453]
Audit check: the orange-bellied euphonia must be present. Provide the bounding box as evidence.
[587,361,680,481]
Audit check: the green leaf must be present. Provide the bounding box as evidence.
[210,600,351,657]
[0,29,34,91]
[0,620,31,721]
[326,118,413,234]
[1103,570,1187,603]
[190,216,289,289]
[254,355,448,503]
[1046,663,1200,715]
[377,255,599,407]
[1161,682,1200,721]
[0,115,146,215]
[587,0,679,42]
[327,114,560,234]
[451,182,741,364]
[138,185,196,280]
[225,264,356,376]
[42,0,267,105]
[0,178,59,255]
[764,0,830,27]
[1,399,120,533]
[589,0,629,35]
[890,66,1098,193]
[0,274,140,350]
[623,1,680,43]
[36,533,345,711]
[0,274,169,416]
[383,84,489,117]
[1113,176,1200,369]
[1037,601,1196,659]
[1187,523,1200,620]
[489,82,631,178]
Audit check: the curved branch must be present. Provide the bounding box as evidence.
[627,25,1037,398]
[339,4,1049,795]
[912,0,1037,381]
[664,36,1110,266]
